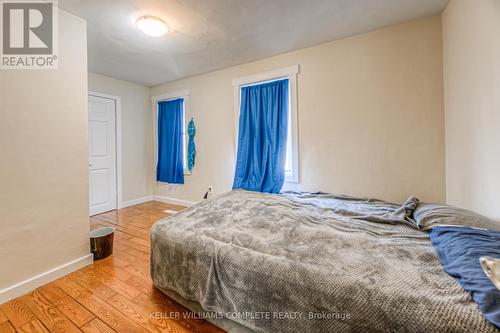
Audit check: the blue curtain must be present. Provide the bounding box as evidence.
[157,98,184,184]
[233,79,289,193]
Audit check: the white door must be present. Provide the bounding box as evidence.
[89,95,117,216]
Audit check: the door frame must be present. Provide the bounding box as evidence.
[88,91,122,215]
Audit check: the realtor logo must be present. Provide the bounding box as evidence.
[1,0,58,69]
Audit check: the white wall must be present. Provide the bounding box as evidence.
[151,16,445,205]
[0,11,90,295]
[442,0,500,220]
[88,73,153,204]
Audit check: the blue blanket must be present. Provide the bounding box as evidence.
[430,226,500,328]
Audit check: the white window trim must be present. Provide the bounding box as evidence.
[232,65,300,183]
[151,89,191,177]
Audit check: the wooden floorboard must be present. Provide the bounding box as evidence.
[0,308,8,324]
[80,318,115,333]
[1,201,225,333]
[0,321,16,333]
[18,319,49,333]
[1,298,37,328]
[19,290,81,333]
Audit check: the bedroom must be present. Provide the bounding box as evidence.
[0,0,499,332]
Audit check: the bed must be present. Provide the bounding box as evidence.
[150,190,498,332]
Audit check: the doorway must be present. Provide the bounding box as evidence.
[88,93,121,216]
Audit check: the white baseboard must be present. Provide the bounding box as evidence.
[154,195,198,207]
[0,254,93,304]
[119,195,154,209]
[117,195,198,209]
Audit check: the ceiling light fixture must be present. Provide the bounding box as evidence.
[136,16,168,37]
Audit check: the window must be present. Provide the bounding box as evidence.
[151,90,190,176]
[233,65,299,183]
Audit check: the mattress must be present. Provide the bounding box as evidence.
[150,190,498,333]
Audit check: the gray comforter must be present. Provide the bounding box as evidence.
[150,190,497,333]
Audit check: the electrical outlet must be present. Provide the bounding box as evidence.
[207,185,214,194]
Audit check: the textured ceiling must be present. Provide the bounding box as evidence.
[59,0,448,86]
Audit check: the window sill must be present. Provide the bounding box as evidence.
[284,174,298,183]
[282,180,299,192]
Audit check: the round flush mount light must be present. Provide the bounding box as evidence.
[136,16,168,37]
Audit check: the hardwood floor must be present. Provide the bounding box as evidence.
[0,202,226,333]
